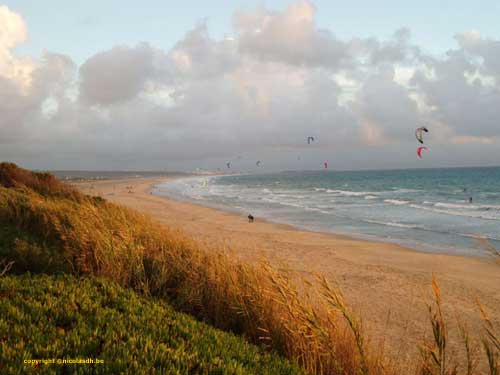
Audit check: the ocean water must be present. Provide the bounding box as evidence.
[51,171,186,181]
[154,168,500,256]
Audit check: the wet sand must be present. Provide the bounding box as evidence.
[75,177,500,361]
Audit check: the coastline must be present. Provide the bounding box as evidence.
[154,173,499,257]
[74,176,500,361]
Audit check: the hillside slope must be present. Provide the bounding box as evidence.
[0,274,304,374]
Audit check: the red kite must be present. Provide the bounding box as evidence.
[417,146,427,158]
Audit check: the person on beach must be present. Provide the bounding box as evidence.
[248,214,254,223]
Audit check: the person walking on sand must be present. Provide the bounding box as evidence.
[248,214,254,223]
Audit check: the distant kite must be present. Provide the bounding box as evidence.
[417,146,427,158]
[256,161,261,167]
[307,136,315,144]
[415,127,429,144]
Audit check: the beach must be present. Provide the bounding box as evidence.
[75,177,500,361]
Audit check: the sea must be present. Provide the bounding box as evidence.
[154,167,500,256]
[51,171,186,181]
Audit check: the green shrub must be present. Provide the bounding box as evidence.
[0,274,304,374]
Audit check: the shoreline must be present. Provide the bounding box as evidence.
[153,175,488,258]
[74,176,500,361]
[87,175,431,257]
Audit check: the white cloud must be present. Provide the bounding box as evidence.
[235,1,349,68]
[451,135,496,145]
[0,5,33,89]
[169,23,240,80]
[2,1,500,170]
[0,5,27,49]
[79,43,169,105]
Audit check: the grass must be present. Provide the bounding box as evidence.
[0,162,498,374]
[0,273,304,374]
[417,274,499,375]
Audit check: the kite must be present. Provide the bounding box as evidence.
[415,127,429,144]
[307,136,315,144]
[417,146,427,158]
[256,161,261,167]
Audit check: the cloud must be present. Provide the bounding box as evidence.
[2,1,500,170]
[235,1,349,68]
[365,28,421,65]
[455,30,500,77]
[0,5,26,49]
[411,45,500,138]
[351,64,421,144]
[0,6,76,146]
[0,5,32,87]
[0,50,75,145]
[450,135,496,145]
[169,22,240,80]
[79,43,169,105]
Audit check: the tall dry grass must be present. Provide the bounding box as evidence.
[418,274,499,375]
[0,162,81,200]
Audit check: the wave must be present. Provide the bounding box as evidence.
[304,207,331,214]
[156,175,500,255]
[392,188,422,193]
[425,202,500,211]
[479,204,500,210]
[277,201,306,209]
[457,233,500,241]
[316,204,332,209]
[312,187,379,197]
[326,189,378,197]
[384,199,410,206]
[359,218,500,242]
[363,219,421,229]
[409,204,500,221]
[434,202,478,209]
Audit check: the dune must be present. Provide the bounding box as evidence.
[75,177,500,363]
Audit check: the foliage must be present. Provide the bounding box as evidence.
[0,273,304,374]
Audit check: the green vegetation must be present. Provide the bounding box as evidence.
[0,273,304,374]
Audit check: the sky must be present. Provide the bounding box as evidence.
[1,1,500,171]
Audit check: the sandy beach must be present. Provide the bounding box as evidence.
[75,177,500,361]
